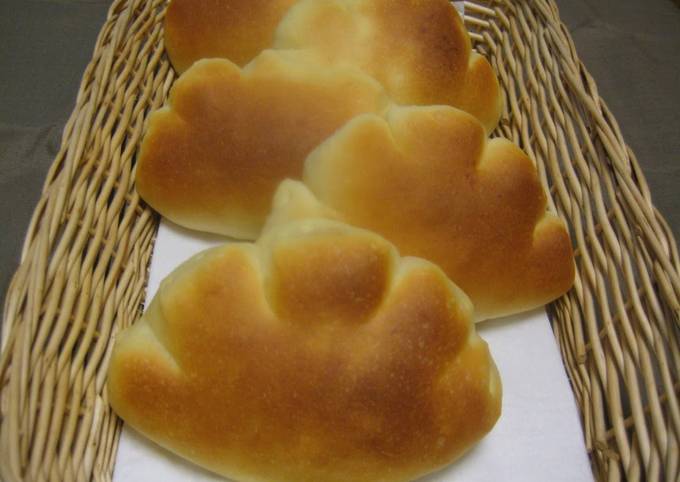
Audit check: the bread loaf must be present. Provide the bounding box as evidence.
[303,106,575,320]
[163,0,502,132]
[108,180,502,482]
[274,0,502,133]
[136,50,387,239]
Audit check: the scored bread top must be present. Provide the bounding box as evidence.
[135,50,388,239]
[108,180,502,482]
[274,0,502,133]
[163,0,502,132]
[164,0,298,72]
[303,106,575,321]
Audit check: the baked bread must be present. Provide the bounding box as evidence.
[163,0,502,133]
[164,0,298,72]
[136,50,387,239]
[303,106,575,321]
[273,0,502,133]
[108,180,502,482]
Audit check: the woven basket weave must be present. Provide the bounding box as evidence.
[1,0,678,480]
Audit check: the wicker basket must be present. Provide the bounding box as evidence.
[1,0,678,480]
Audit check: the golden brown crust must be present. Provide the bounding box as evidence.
[135,51,387,239]
[454,52,504,136]
[274,0,502,133]
[108,185,501,481]
[303,106,575,320]
[163,0,502,132]
[268,234,393,325]
[164,0,298,72]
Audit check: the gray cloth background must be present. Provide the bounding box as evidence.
[1,0,679,309]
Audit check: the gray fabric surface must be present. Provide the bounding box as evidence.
[1,0,110,309]
[1,0,678,311]
[558,0,680,239]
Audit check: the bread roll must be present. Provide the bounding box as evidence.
[164,0,297,72]
[163,0,502,133]
[274,0,502,133]
[303,106,575,320]
[108,180,502,482]
[136,50,387,239]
